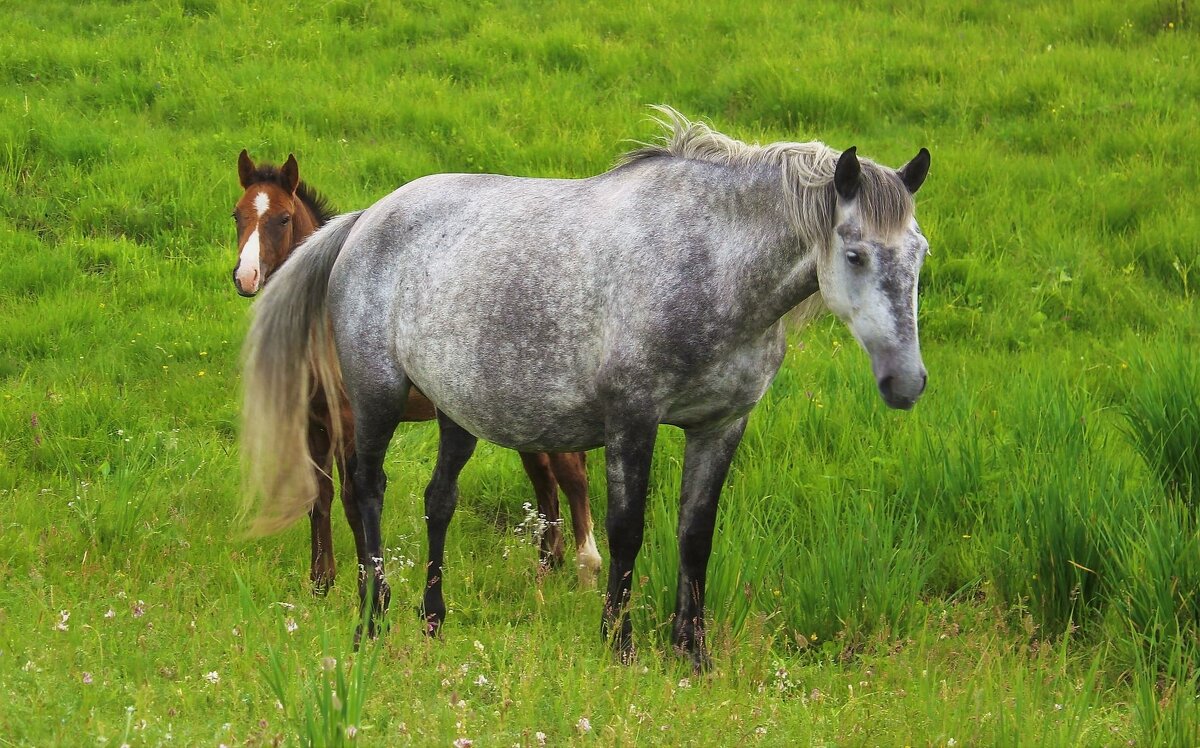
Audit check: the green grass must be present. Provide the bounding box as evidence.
[1122,345,1200,504]
[2,0,1200,744]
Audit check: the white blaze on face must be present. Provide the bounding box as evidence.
[236,190,271,294]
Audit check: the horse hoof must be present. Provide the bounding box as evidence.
[538,553,565,570]
[418,605,444,637]
[616,643,637,666]
[575,563,600,589]
[602,625,636,665]
[684,647,712,674]
[423,615,443,638]
[352,622,376,650]
[575,545,602,588]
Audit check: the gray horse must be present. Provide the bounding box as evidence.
[242,108,931,669]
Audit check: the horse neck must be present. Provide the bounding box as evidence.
[701,163,826,334]
[287,195,322,256]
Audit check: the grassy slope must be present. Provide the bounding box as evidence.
[1,0,1198,744]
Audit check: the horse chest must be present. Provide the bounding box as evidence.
[661,368,773,429]
[659,330,788,430]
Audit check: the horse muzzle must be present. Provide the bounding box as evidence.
[233,266,261,297]
[863,337,928,410]
[877,367,927,410]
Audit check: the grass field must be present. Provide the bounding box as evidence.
[2,0,1199,744]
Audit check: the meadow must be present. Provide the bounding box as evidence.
[1,0,1198,744]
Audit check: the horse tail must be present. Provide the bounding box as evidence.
[240,209,365,535]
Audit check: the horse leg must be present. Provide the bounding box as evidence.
[672,416,749,673]
[349,396,405,643]
[422,412,478,636]
[338,445,368,600]
[600,417,658,662]
[334,397,366,595]
[307,419,336,595]
[518,452,565,569]
[549,451,600,586]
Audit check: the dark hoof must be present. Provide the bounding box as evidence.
[675,644,711,674]
[424,615,442,638]
[311,578,333,597]
[601,620,635,664]
[419,605,445,638]
[353,617,385,650]
[538,551,565,570]
[617,643,637,666]
[538,542,566,570]
[359,581,392,614]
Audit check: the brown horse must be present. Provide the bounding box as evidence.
[232,150,602,595]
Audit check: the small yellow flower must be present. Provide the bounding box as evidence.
[198,371,206,377]
[810,632,818,641]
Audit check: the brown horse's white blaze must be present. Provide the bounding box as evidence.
[234,191,271,294]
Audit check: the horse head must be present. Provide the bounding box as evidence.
[232,150,313,297]
[818,146,931,410]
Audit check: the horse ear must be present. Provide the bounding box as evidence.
[898,147,930,194]
[238,149,255,188]
[281,154,300,194]
[834,146,861,201]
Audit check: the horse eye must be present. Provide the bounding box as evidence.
[846,250,864,267]
[280,214,291,225]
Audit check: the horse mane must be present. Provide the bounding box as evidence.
[243,162,338,227]
[620,106,916,328]
[621,106,914,238]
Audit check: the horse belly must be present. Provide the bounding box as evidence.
[410,371,606,452]
[396,279,606,451]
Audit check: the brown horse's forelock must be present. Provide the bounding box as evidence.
[242,163,338,227]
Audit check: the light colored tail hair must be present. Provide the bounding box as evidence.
[240,210,364,535]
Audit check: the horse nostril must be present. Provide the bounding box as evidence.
[879,375,895,398]
[919,372,928,394]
